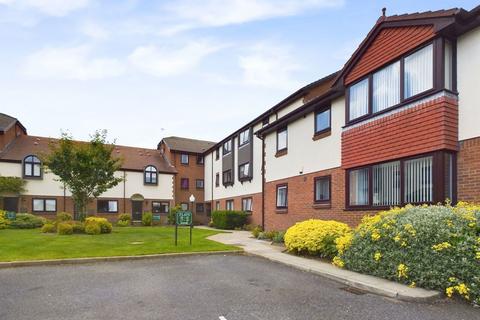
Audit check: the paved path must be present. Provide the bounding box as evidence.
[0,255,477,320]
[207,229,440,301]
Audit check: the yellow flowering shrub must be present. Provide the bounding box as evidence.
[85,216,112,234]
[284,219,351,258]
[336,203,480,306]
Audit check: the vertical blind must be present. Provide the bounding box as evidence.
[404,44,433,98]
[445,41,453,90]
[373,161,400,206]
[349,78,369,120]
[349,168,369,205]
[444,153,454,200]
[373,61,400,113]
[404,156,433,203]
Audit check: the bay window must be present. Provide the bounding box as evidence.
[223,169,233,186]
[239,129,250,146]
[373,161,400,206]
[223,140,232,155]
[404,156,433,203]
[349,168,369,206]
[444,40,453,91]
[404,44,433,99]
[373,61,400,113]
[239,162,250,180]
[348,78,369,120]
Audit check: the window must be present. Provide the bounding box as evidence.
[445,40,453,91]
[239,129,250,146]
[223,170,233,186]
[226,200,234,211]
[181,178,189,190]
[215,201,220,210]
[404,156,433,203]
[196,155,204,165]
[314,176,330,203]
[196,203,204,213]
[23,155,41,178]
[223,140,232,155]
[348,78,369,120]
[349,168,369,206]
[97,200,118,213]
[33,198,56,212]
[242,197,252,212]
[404,44,433,99]
[315,108,331,134]
[181,203,188,211]
[215,173,220,187]
[373,161,400,206]
[373,61,400,113]
[276,184,288,209]
[152,201,169,214]
[196,179,204,189]
[144,165,158,184]
[277,127,287,152]
[215,148,220,160]
[262,117,269,127]
[180,154,189,165]
[239,162,250,180]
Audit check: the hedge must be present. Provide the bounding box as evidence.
[211,210,247,230]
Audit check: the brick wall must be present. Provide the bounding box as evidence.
[458,137,480,203]
[342,96,458,169]
[345,25,435,85]
[264,168,374,231]
[211,192,263,226]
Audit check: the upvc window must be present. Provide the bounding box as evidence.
[196,155,204,165]
[373,61,400,113]
[196,203,204,213]
[180,154,189,165]
[226,200,234,211]
[239,129,250,146]
[24,155,42,178]
[152,201,169,214]
[348,78,369,120]
[315,108,331,134]
[404,156,433,203]
[239,162,250,180]
[196,179,204,189]
[181,203,188,211]
[444,40,453,91]
[215,201,220,210]
[215,173,220,187]
[181,178,189,189]
[242,198,253,212]
[277,128,287,151]
[404,44,433,99]
[97,200,118,213]
[314,176,330,203]
[33,199,56,212]
[215,148,220,160]
[144,165,157,184]
[223,140,232,155]
[276,184,288,209]
[349,168,369,206]
[223,170,233,185]
[373,161,400,206]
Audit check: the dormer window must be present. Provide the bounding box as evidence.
[23,155,42,178]
[144,165,158,185]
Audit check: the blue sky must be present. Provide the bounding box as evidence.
[0,0,477,148]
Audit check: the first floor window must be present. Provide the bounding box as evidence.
[196,155,204,165]
[196,203,204,213]
[314,176,330,203]
[242,198,252,212]
[215,173,220,187]
[97,200,118,213]
[181,203,188,211]
[239,162,250,180]
[144,165,157,184]
[33,198,56,212]
[196,179,204,189]
[277,127,288,151]
[373,61,400,113]
[24,155,42,178]
[349,168,369,206]
[223,170,233,185]
[181,178,189,189]
[226,200,234,211]
[404,44,433,99]
[180,154,189,165]
[276,184,288,208]
[215,148,220,160]
[315,108,331,134]
[348,78,369,121]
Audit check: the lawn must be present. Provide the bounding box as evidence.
[0,227,238,262]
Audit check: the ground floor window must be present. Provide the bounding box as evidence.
[242,197,252,212]
[347,151,456,208]
[276,184,288,209]
[97,200,118,213]
[196,203,204,213]
[215,201,220,210]
[314,176,331,203]
[226,200,234,211]
[152,201,169,214]
[181,203,188,211]
[33,198,56,212]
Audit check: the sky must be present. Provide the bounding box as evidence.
[0,0,478,148]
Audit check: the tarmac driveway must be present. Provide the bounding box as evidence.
[0,254,478,320]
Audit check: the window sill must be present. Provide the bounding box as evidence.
[312,130,331,141]
[275,208,288,214]
[275,149,288,158]
[32,211,56,214]
[312,203,331,210]
[23,176,43,180]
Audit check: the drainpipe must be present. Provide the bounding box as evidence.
[260,135,266,230]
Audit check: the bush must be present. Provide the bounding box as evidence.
[284,219,351,258]
[9,213,45,229]
[70,221,85,234]
[335,203,480,306]
[41,223,56,233]
[56,212,73,222]
[142,212,152,226]
[117,220,130,227]
[0,210,9,229]
[168,205,182,225]
[118,213,131,223]
[85,217,112,234]
[272,231,286,244]
[251,225,263,238]
[211,210,247,230]
[85,222,101,235]
[57,222,73,235]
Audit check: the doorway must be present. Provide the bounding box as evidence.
[132,201,143,221]
[3,197,19,213]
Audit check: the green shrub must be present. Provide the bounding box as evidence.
[41,223,56,233]
[142,212,152,226]
[272,231,286,244]
[335,203,480,306]
[0,210,9,229]
[118,213,131,223]
[70,221,85,234]
[168,205,182,225]
[251,225,263,238]
[57,222,73,235]
[9,213,45,229]
[85,222,101,235]
[284,219,351,258]
[56,212,73,222]
[211,210,247,230]
[85,217,112,234]
[117,220,129,227]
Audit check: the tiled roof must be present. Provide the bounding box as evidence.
[0,113,18,132]
[383,8,460,22]
[162,136,216,154]
[0,135,177,174]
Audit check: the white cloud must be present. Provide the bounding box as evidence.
[166,0,343,28]
[239,43,301,90]
[0,0,90,16]
[80,21,110,40]
[128,41,225,77]
[21,45,125,80]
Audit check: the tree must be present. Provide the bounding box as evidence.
[44,130,123,220]
[0,176,25,195]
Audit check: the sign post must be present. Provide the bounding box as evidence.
[175,211,193,246]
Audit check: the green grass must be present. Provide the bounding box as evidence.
[0,227,238,262]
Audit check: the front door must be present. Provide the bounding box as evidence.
[132,201,143,221]
[3,197,18,213]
